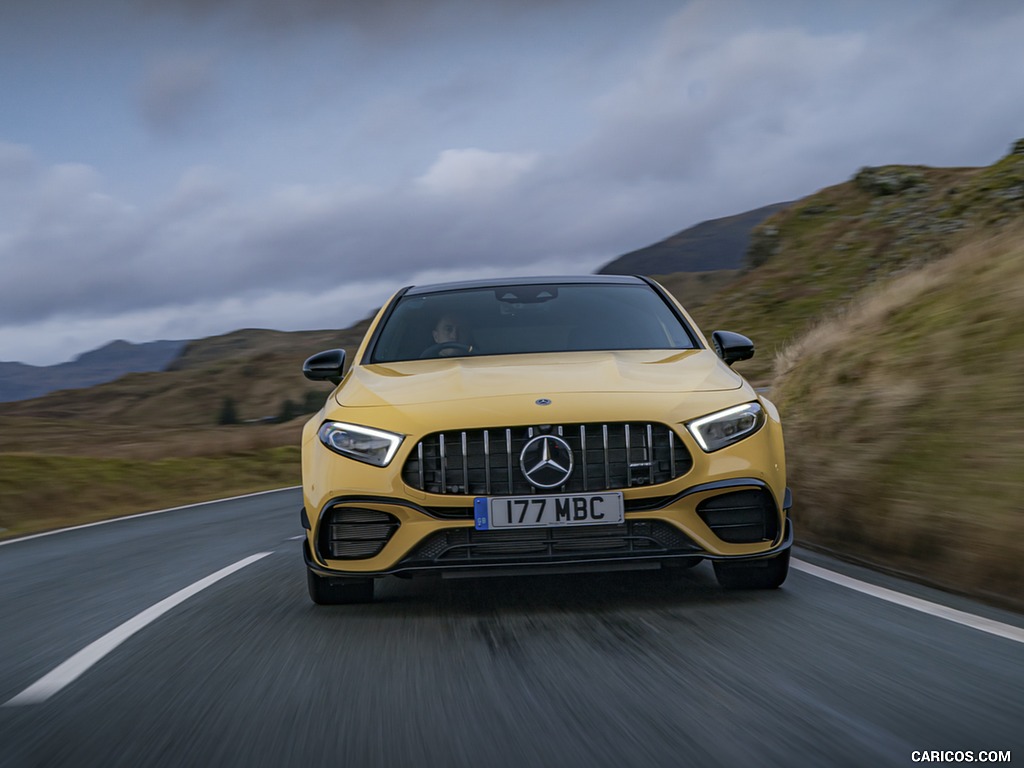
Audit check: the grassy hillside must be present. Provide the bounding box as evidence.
[0,448,301,538]
[650,269,741,311]
[688,143,1024,385]
[770,229,1024,610]
[0,324,371,430]
[598,202,791,275]
[0,323,370,536]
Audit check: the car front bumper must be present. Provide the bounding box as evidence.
[302,478,793,580]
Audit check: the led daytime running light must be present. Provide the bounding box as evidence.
[318,421,404,467]
[686,402,765,452]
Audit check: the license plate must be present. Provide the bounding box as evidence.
[474,492,624,530]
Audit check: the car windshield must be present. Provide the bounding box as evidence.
[369,282,698,362]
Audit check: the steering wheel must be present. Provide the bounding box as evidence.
[420,342,472,358]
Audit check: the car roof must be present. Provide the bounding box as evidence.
[404,274,647,296]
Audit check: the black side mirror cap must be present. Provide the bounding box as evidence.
[711,331,755,366]
[303,349,346,384]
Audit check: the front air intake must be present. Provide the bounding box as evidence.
[319,506,399,560]
[697,489,778,543]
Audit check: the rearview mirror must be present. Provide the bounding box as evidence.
[711,331,754,366]
[303,349,346,384]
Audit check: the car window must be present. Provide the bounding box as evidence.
[369,283,697,362]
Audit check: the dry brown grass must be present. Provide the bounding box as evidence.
[771,228,1024,610]
[0,447,301,539]
[0,416,306,460]
[0,326,350,539]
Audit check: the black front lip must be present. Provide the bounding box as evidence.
[303,518,793,579]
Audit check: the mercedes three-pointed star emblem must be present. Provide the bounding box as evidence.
[519,434,574,489]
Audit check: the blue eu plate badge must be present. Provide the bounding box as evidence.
[474,498,489,530]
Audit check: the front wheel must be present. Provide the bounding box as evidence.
[713,548,790,590]
[307,569,375,604]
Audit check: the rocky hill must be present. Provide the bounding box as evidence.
[688,139,1024,384]
[0,325,370,435]
[597,201,791,275]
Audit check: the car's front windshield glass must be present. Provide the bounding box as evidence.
[369,282,697,363]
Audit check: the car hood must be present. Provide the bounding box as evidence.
[334,349,743,409]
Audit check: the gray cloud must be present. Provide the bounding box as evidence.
[136,54,219,136]
[7,0,1024,328]
[141,0,589,40]
[0,147,630,333]
[5,0,1024,365]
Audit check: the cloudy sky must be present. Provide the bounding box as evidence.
[2,0,1023,365]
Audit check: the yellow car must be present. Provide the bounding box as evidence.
[300,276,792,604]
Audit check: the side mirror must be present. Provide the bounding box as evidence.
[303,349,346,384]
[711,331,754,366]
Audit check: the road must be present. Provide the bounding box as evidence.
[1,488,1021,767]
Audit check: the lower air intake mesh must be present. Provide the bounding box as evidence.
[696,489,778,543]
[320,506,400,560]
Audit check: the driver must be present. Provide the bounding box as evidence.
[427,313,473,357]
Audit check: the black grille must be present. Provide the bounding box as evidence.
[402,423,692,496]
[405,520,700,565]
[319,507,400,559]
[697,489,778,543]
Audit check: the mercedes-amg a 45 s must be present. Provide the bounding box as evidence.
[300,275,792,603]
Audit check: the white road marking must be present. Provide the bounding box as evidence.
[0,487,300,547]
[793,559,1024,645]
[3,552,273,707]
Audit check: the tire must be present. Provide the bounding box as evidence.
[306,569,375,604]
[713,548,790,590]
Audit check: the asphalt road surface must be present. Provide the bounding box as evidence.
[1,488,1021,767]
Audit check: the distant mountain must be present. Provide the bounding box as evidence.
[597,202,792,275]
[0,339,188,402]
[0,325,371,435]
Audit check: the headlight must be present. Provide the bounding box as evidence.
[317,422,404,467]
[686,402,765,452]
